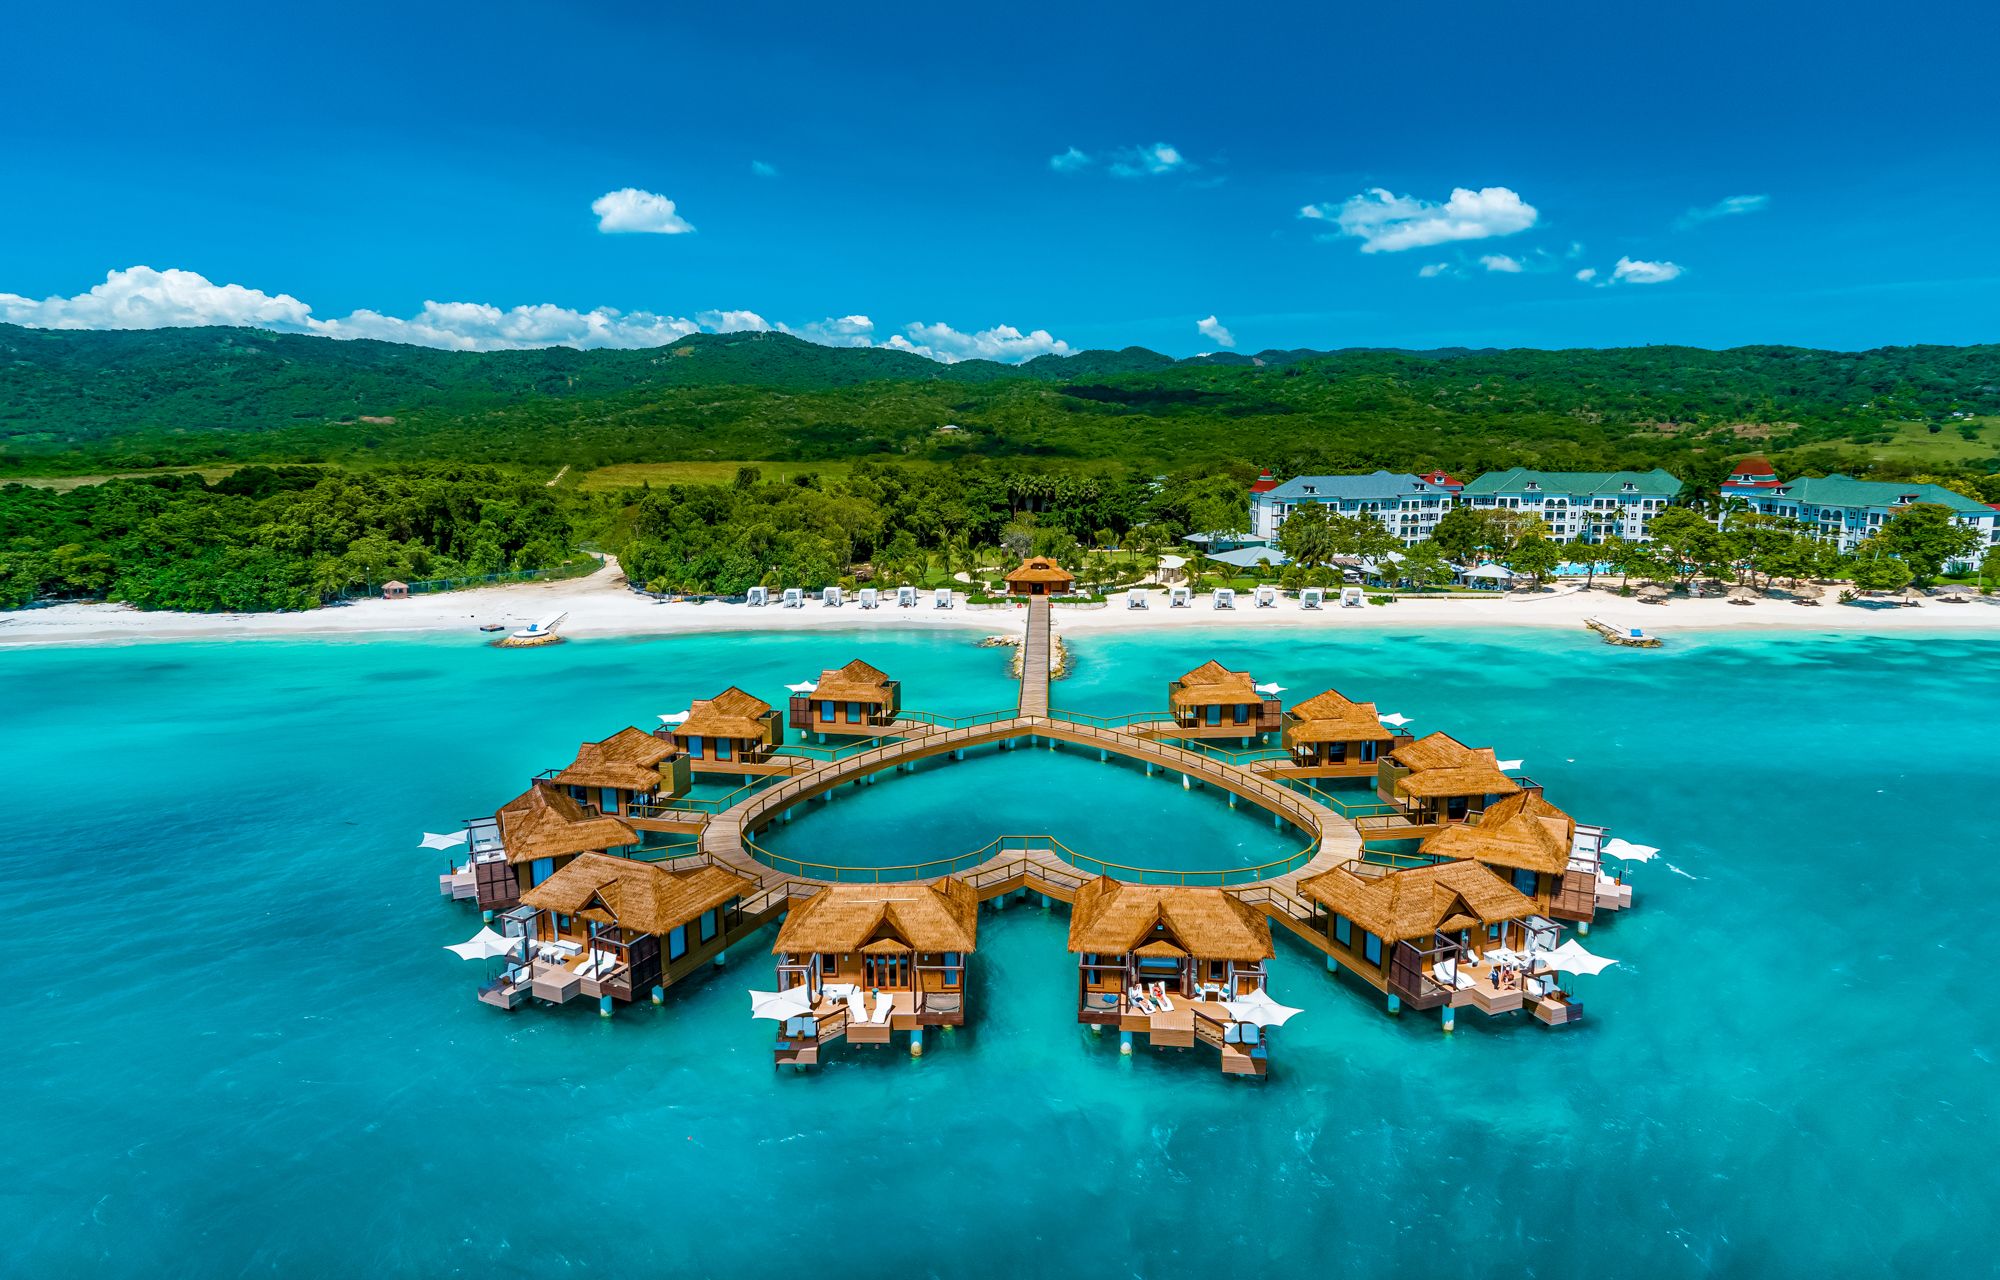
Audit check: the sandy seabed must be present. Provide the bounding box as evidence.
[3,558,1996,647]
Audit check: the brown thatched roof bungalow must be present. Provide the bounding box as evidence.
[668,687,785,773]
[1281,688,1399,775]
[787,659,903,736]
[487,853,759,1011]
[769,880,980,1063]
[497,782,638,867]
[1377,731,1524,825]
[1004,556,1074,596]
[553,726,690,809]
[1165,661,1282,735]
[1068,876,1274,961]
[1422,792,1573,878]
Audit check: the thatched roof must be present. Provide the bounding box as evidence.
[1420,791,1573,874]
[1392,732,1519,798]
[1637,583,1671,597]
[554,726,679,791]
[1067,876,1274,960]
[1286,688,1393,743]
[1298,860,1537,942]
[813,658,893,703]
[772,879,978,955]
[495,782,638,864]
[1005,557,1074,585]
[520,853,754,936]
[1726,585,1758,601]
[1170,659,1259,708]
[679,687,772,739]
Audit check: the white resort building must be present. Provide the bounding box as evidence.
[1247,470,1457,545]
[1457,469,1682,544]
[1720,462,1998,568]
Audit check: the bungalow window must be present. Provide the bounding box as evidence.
[942,952,962,988]
[820,699,835,720]
[1363,932,1383,965]
[1232,704,1250,724]
[699,908,718,942]
[1512,868,1538,896]
[1333,915,1352,946]
[600,786,619,814]
[1361,741,1378,762]
[821,953,841,976]
[668,926,688,961]
[1328,742,1348,763]
[715,738,732,760]
[1207,959,1226,983]
[687,735,704,758]
[530,857,555,887]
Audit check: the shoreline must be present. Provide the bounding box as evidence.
[3,559,1997,647]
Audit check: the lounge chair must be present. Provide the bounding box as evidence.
[871,991,896,1024]
[843,989,870,1022]
[1127,986,1156,1015]
[1149,981,1176,1012]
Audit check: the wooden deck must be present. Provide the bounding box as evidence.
[1018,596,1051,716]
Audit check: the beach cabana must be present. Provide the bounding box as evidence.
[768,880,978,1064]
[474,782,639,910]
[1005,557,1074,597]
[1369,732,1529,836]
[1420,791,1601,920]
[488,853,760,1012]
[1213,587,1236,609]
[822,586,843,607]
[782,588,804,608]
[1169,585,1191,608]
[746,586,769,607]
[665,687,787,776]
[858,587,878,609]
[381,580,409,600]
[1280,689,1404,778]
[786,659,902,740]
[1300,587,1324,610]
[549,726,694,836]
[933,586,953,609]
[1068,877,1279,1076]
[896,585,918,607]
[1164,660,1282,739]
[1299,860,1568,1025]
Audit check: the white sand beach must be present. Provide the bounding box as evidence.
[2,557,1996,647]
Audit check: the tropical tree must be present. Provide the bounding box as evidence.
[1510,533,1562,587]
[1874,502,1980,583]
[1277,504,1339,567]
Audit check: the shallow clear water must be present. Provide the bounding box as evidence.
[3,623,1996,1276]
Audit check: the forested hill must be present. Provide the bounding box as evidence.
[3,323,1998,478]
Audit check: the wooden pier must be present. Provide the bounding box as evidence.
[1584,616,1661,647]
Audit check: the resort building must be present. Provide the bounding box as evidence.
[1369,731,1528,838]
[1298,860,1580,1025]
[1277,688,1406,778]
[1458,468,1683,544]
[1068,876,1280,1076]
[480,853,762,1012]
[465,781,639,910]
[767,880,978,1065]
[1005,556,1074,596]
[1417,469,1464,497]
[1420,791,1602,922]
[786,659,902,740]
[1247,470,1456,545]
[1164,660,1283,739]
[548,726,693,841]
[1719,470,1998,566]
[666,687,787,776]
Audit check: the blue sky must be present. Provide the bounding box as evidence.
[2,1,1993,359]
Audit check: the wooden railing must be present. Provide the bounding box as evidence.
[1192,1005,1229,1049]
[741,830,1325,887]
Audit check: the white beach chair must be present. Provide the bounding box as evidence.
[1127,986,1155,1015]
[871,991,896,1024]
[844,989,870,1022]
[1149,982,1175,1012]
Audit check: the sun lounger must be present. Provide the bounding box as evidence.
[1150,982,1175,1012]
[1127,986,1155,1015]
[871,991,896,1024]
[844,989,870,1022]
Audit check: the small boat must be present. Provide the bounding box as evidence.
[479,623,506,633]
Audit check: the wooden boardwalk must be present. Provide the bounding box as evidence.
[1018,596,1051,716]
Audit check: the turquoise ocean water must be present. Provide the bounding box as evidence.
[3,624,1996,1276]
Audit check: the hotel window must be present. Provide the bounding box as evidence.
[1233,704,1250,724]
[668,926,688,961]
[1333,915,1351,946]
[1208,959,1227,983]
[820,699,834,719]
[687,735,703,757]
[1512,868,1538,896]
[1362,741,1378,762]
[699,908,718,942]
[821,953,840,975]
[942,952,961,988]
[847,701,862,723]
[716,738,732,760]
[530,857,555,887]
[1364,932,1383,965]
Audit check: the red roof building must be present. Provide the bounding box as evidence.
[1418,470,1464,494]
[1250,469,1280,494]
[1724,455,1781,487]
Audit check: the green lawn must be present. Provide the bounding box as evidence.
[1862,417,2000,466]
[571,458,945,492]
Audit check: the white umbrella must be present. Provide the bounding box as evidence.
[658,710,690,726]
[445,927,522,961]
[1532,939,1617,976]
[1221,988,1304,1027]
[1379,712,1412,727]
[749,987,815,1020]
[785,681,818,694]
[1497,759,1524,772]
[1158,555,1187,570]
[420,830,469,850]
[1253,682,1286,695]
[1602,838,1659,863]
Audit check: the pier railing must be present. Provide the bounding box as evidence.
[739,830,1325,888]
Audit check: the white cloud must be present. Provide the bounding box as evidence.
[1416,262,1454,279]
[1575,267,1598,283]
[1049,147,1092,173]
[591,187,695,235]
[0,265,314,330]
[1479,254,1525,273]
[780,315,875,347]
[1304,185,1538,253]
[1195,315,1236,348]
[1610,256,1684,285]
[1,266,1073,363]
[886,322,1072,364]
[1108,142,1187,178]
[750,160,779,179]
[1679,193,1768,227]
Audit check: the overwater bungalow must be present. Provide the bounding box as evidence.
[1005,557,1074,596]
[547,726,695,839]
[665,687,787,777]
[463,781,639,911]
[786,659,902,740]
[1068,876,1280,1077]
[1366,731,1532,839]
[1277,688,1409,778]
[768,879,978,1065]
[1163,660,1283,740]
[1421,791,1611,923]
[478,853,763,1013]
[1298,860,1582,1027]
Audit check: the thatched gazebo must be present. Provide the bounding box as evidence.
[1791,582,1825,606]
[1725,585,1758,606]
[1931,583,1977,603]
[1636,583,1671,605]
[1892,586,1925,608]
[1004,557,1074,596]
